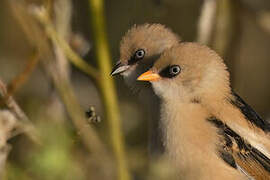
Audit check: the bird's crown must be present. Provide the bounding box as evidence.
[119,23,180,63]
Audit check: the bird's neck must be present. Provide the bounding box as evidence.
[160,100,218,172]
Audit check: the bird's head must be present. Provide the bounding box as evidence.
[111,24,180,87]
[137,43,231,102]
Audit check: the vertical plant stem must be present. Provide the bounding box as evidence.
[211,0,241,84]
[212,0,234,57]
[197,0,217,45]
[88,0,130,180]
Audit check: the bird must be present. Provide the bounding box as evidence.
[111,24,181,156]
[111,23,180,87]
[137,42,270,179]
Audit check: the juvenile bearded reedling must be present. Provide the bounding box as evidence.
[137,42,270,179]
[111,23,180,86]
[111,24,180,155]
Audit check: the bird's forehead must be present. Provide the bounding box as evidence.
[153,43,212,71]
[153,50,181,71]
[119,38,147,62]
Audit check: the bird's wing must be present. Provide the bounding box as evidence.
[230,91,270,133]
[208,117,270,179]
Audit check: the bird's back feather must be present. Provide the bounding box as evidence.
[230,91,270,133]
[208,116,270,179]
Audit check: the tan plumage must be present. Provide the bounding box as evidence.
[111,24,181,156]
[137,42,270,179]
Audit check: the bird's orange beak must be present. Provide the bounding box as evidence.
[137,70,161,81]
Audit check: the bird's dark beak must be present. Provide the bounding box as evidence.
[110,61,130,76]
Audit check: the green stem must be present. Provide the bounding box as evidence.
[212,0,233,57]
[88,0,130,180]
[34,10,100,84]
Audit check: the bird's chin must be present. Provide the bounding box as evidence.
[151,81,178,100]
[151,81,165,98]
[121,65,142,90]
[121,70,132,77]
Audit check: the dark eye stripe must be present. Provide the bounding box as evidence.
[128,49,145,65]
[127,56,137,65]
[159,65,181,78]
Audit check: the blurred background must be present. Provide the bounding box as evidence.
[0,0,270,179]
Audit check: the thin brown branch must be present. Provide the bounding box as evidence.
[7,50,40,96]
[0,78,39,144]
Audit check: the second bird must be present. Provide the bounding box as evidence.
[137,42,270,179]
[111,24,180,156]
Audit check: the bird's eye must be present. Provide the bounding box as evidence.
[128,49,146,65]
[159,65,181,78]
[169,65,181,75]
[135,49,145,59]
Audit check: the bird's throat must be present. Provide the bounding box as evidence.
[160,101,220,175]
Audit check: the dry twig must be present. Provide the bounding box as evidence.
[0,78,39,144]
[7,50,40,96]
[0,110,15,179]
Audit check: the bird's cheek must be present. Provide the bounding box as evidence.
[122,65,137,77]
